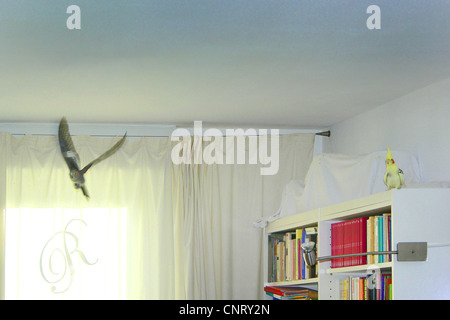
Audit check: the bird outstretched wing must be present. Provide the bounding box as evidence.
[58,117,81,171]
[58,117,126,199]
[80,133,127,174]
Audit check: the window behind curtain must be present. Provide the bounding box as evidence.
[4,207,127,300]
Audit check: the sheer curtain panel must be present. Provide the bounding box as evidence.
[0,131,314,299]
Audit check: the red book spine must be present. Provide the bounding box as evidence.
[341,221,352,267]
[335,222,339,268]
[331,224,336,268]
[333,222,339,268]
[340,221,345,267]
[356,218,362,265]
[351,219,357,266]
[299,235,303,279]
[357,218,361,266]
[344,220,351,267]
[298,238,301,279]
[361,217,368,265]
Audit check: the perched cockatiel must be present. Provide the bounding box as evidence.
[383,148,404,189]
[58,117,126,199]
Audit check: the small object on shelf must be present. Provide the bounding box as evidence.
[301,241,316,266]
[264,286,318,300]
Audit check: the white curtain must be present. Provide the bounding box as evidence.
[0,131,314,299]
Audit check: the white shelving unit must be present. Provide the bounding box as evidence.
[264,188,450,300]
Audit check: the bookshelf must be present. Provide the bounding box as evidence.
[264,188,450,300]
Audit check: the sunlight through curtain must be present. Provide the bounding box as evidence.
[5,207,127,299]
[0,131,314,299]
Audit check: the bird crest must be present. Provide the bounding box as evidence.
[385,147,395,165]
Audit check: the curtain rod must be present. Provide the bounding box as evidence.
[0,123,330,137]
[9,131,331,138]
[315,130,330,137]
[125,131,331,138]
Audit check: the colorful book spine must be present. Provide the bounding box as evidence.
[296,228,302,280]
[301,228,306,279]
[331,214,391,268]
[339,274,392,300]
[269,226,318,282]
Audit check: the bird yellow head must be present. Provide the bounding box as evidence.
[385,148,395,165]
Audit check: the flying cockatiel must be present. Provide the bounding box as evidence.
[383,148,404,189]
[58,117,126,199]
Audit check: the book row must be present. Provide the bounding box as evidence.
[331,213,392,268]
[269,227,318,283]
[367,214,392,264]
[339,274,392,300]
[264,286,318,300]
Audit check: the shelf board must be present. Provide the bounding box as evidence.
[326,262,393,274]
[265,209,319,234]
[266,277,319,287]
[320,191,392,221]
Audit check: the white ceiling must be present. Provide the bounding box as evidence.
[1,1,449,129]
